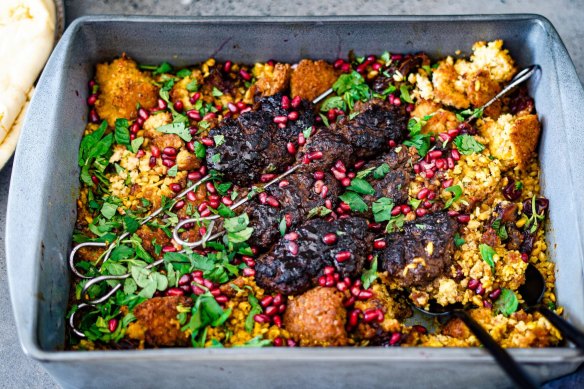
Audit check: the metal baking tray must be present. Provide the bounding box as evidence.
[6,15,584,388]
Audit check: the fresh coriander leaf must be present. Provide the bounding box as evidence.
[491,219,508,240]
[123,278,137,295]
[404,118,432,157]
[319,113,330,127]
[167,165,178,177]
[245,294,263,333]
[339,192,368,212]
[211,154,221,164]
[212,87,223,97]
[216,203,235,218]
[453,135,485,155]
[361,256,378,289]
[215,182,232,195]
[380,51,391,65]
[372,197,394,223]
[123,215,140,234]
[131,137,144,153]
[320,96,346,112]
[224,214,250,233]
[186,79,199,92]
[157,122,192,142]
[228,227,253,243]
[356,166,375,179]
[515,181,523,190]
[152,62,173,75]
[455,113,465,122]
[100,202,118,219]
[213,135,225,146]
[399,84,413,103]
[234,336,272,348]
[194,141,206,159]
[347,178,375,195]
[114,119,131,146]
[279,217,287,236]
[454,233,466,247]
[494,288,519,316]
[479,243,496,268]
[382,84,397,96]
[385,214,405,233]
[409,197,422,210]
[373,163,390,179]
[162,78,175,92]
[443,185,463,209]
[307,206,332,219]
[176,68,191,78]
[302,127,313,139]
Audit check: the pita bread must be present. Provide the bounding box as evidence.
[0,87,32,166]
[0,0,55,147]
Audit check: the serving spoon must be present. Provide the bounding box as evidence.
[413,301,539,389]
[519,264,584,349]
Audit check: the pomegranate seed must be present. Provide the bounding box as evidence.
[260,296,273,308]
[186,110,201,121]
[334,59,344,69]
[272,315,282,328]
[344,296,356,307]
[149,156,156,168]
[427,192,436,200]
[284,213,292,227]
[363,308,378,322]
[192,285,205,295]
[340,202,351,212]
[389,332,401,346]
[174,200,185,210]
[373,239,386,250]
[253,314,270,323]
[260,173,277,182]
[340,63,351,72]
[291,96,301,108]
[451,149,461,161]
[442,179,454,188]
[457,214,470,223]
[192,270,203,277]
[320,185,329,198]
[169,183,182,192]
[162,159,175,167]
[281,95,290,110]
[468,279,480,290]
[201,137,214,147]
[265,196,280,207]
[415,208,428,217]
[178,274,191,286]
[273,337,284,347]
[413,325,427,334]
[489,288,502,300]
[298,132,306,145]
[243,268,256,277]
[322,266,335,276]
[87,94,98,106]
[334,160,347,173]
[358,290,373,300]
[162,245,177,253]
[349,309,361,326]
[287,142,297,154]
[325,199,333,209]
[215,296,229,304]
[337,282,348,292]
[279,180,289,188]
[227,102,238,113]
[222,60,232,73]
[447,210,459,217]
[206,182,216,193]
[287,111,299,121]
[401,205,411,215]
[417,188,430,200]
[475,284,485,295]
[200,209,211,217]
[239,69,251,80]
[435,159,446,170]
[166,287,185,297]
[89,109,100,123]
[272,294,283,306]
[336,251,352,262]
[428,150,443,159]
[258,192,268,204]
[521,253,529,263]
[307,151,323,160]
[422,200,432,208]
[173,100,184,112]
[287,241,299,255]
[273,115,288,124]
[331,168,346,180]
[108,319,118,333]
[265,306,278,316]
[322,233,337,245]
[341,177,351,187]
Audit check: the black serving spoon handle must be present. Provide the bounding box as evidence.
[453,310,540,389]
[535,306,584,349]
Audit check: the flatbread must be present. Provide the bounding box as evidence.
[0,0,55,145]
[0,87,33,165]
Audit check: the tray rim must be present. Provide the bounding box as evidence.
[7,13,584,364]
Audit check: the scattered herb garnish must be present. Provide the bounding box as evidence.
[454,233,466,247]
[494,288,518,316]
[361,256,378,289]
[443,185,463,209]
[403,116,432,157]
[453,134,485,155]
[372,197,394,223]
[479,243,496,269]
[339,191,368,213]
[307,206,333,219]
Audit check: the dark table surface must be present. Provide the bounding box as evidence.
[1,1,583,387]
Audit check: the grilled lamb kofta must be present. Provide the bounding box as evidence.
[69,41,557,351]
